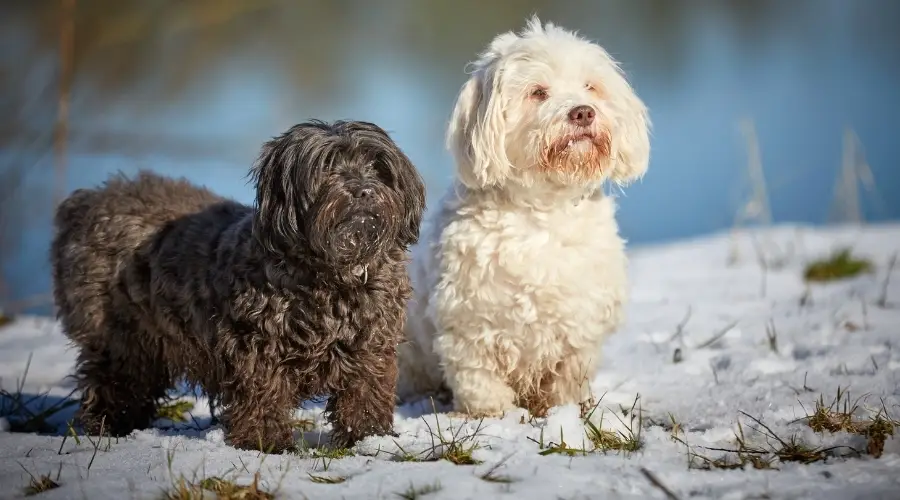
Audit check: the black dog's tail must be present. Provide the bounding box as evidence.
[53,188,95,231]
[50,187,98,323]
[52,171,134,232]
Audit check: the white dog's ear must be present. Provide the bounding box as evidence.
[610,83,651,187]
[446,55,512,189]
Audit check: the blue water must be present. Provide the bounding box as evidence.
[2,0,899,313]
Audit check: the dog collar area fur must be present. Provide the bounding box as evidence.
[352,264,369,284]
[485,185,604,207]
[572,186,604,207]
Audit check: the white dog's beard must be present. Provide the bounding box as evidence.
[566,138,594,155]
[539,131,611,183]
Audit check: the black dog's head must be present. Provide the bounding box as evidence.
[250,120,426,269]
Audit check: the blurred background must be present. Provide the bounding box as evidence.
[1,0,898,317]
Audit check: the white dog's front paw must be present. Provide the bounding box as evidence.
[448,368,516,416]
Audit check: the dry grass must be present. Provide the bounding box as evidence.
[394,481,442,499]
[666,413,684,442]
[804,387,863,434]
[307,472,347,484]
[164,473,274,500]
[20,462,62,496]
[862,413,896,458]
[160,449,284,500]
[290,418,316,432]
[678,419,776,471]
[803,249,873,282]
[800,388,898,458]
[676,410,862,471]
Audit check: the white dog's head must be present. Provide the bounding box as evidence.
[447,17,650,193]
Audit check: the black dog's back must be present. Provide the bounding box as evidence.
[50,171,236,435]
[52,171,227,340]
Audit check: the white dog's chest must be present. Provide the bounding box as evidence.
[432,196,627,356]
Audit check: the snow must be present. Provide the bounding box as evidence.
[2,223,900,499]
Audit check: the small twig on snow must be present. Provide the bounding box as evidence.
[669,306,692,344]
[694,321,738,349]
[876,252,897,308]
[765,320,779,354]
[750,235,769,298]
[639,467,681,500]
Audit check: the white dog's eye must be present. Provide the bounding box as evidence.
[529,87,549,101]
[585,83,601,95]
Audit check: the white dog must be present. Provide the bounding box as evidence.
[397,17,650,417]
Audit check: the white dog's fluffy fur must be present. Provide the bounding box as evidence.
[397,17,650,417]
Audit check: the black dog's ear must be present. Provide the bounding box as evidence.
[249,124,324,256]
[394,153,426,247]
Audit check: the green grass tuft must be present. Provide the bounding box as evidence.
[377,400,484,465]
[525,393,645,458]
[312,447,355,460]
[155,400,195,423]
[160,447,285,500]
[583,393,644,454]
[527,426,588,457]
[803,248,873,282]
[164,473,274,500]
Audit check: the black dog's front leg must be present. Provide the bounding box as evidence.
[326,351,397,448]
[223,374,297,453]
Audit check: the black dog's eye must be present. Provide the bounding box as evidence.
[370,162,394,187]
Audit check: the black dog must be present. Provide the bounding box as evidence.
[51,120,426,452]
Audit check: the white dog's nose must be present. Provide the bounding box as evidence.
[567,105,595,127]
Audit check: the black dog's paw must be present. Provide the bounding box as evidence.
[330,428,397,450]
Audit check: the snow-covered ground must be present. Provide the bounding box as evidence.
[1,223,899,500]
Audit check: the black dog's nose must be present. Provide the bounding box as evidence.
[567,105,595,126]
[354,187,374,199]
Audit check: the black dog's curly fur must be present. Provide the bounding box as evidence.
[50,120,426,452]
